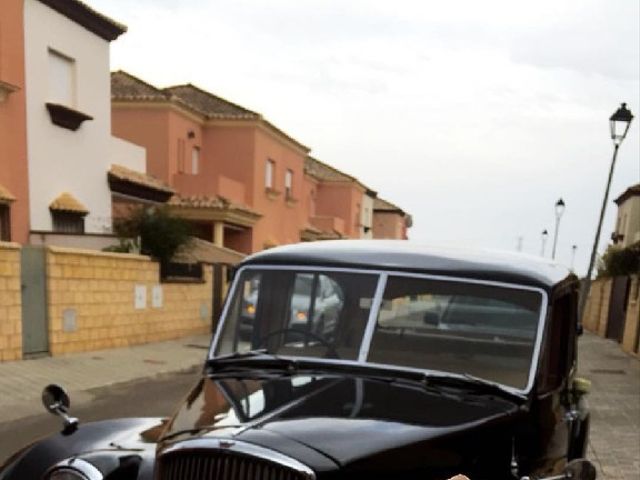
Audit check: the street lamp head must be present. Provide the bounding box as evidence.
[610,102,634,145]
[542,229,548,238]
[555,198,565,218]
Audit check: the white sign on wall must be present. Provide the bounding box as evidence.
[152,285,163,308]
[134,284,147,309]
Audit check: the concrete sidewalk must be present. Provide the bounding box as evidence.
[578,332,639,480]
[0,334,211,424]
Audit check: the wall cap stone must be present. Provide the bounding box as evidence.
[0,242,21,250]
[47,245,151,261]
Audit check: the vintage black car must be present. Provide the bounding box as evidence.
[0,240,595,480]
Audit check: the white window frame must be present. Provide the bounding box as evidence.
[285,169,293,198]
[191,146,200,175]
[48,48,75,107]
[265,159,275,188]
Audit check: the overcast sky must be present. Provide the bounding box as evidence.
[91,0,639,276]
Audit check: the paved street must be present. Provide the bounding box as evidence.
[0,334,210,424]
[0,368,201,461]
[0,332,638,477]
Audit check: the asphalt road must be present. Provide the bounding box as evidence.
[0,367,201,463]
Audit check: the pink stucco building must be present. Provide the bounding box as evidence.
[0,0,29,243]
[111,71,411,254]
[372,197,412,240]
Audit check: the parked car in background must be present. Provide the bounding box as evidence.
[239,271,344,341]
[0,241,595,480]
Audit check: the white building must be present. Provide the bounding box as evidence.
[23,0,165,247]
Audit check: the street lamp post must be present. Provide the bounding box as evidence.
[551,198,565,260]
[571,245,577,271]
[578,103,634,323]
[540,229,549,256]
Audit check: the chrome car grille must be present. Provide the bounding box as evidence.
[159,452,308,480]
[157,440,315,480]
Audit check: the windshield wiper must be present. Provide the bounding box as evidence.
[206,353,524,403]
[418,372,526,403]
[205,349,297,373]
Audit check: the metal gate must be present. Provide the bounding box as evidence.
[605,275,630,342]
[21,246,49,356]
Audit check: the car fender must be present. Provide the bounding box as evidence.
[0,417,162,480]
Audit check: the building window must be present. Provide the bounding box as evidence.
[265,159,275,188]
[0,205,10,241]
[177,139,186,173]
[52,212,85,234]
[48,49,75,107]
[285,169,293,198]
[309,189,316,216]
[191,147,200,175]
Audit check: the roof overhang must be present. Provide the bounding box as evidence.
[167,196,262,228]
[174,237,246,265]
[614,184,640,206]
[171,207,261,227]
[49,192,89,215]
[37,0,127,41]
[0,80,20,103]
[0,184,16,204]
[108,165,174,203]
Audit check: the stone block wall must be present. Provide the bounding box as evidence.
[0,242,22,361]
[621,275,639,356]
[583,275,640,357]
[46,246,212,355]
[582,278,612,335]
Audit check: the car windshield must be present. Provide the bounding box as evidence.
[214,268,545,391]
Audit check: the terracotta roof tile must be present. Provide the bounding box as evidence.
[304,157,375,195]
[165,85,259,120]
[0,184,16,203]
[168,194,259,216]
[175,237,245,265]
[111,71,169,101]
[49,192,88,214]
[111,73,257,119]
[111,71,311,152]
[374,197,405,213]
[305,156,355,183]
[108,164,174,194]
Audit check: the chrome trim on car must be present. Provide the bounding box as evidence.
[210,264,549,396]
[160,438,316,479]
[358,272,387,362]
[45,458,104,480]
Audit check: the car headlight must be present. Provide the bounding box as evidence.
[48,471,89,480]
[45,459,103,480]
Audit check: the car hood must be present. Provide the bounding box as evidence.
[159,374,524,472]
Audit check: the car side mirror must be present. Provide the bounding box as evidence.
[423,311,439,326]
[42,384,79,435]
